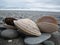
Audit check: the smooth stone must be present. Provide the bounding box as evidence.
[0,24,7,36]
[0,24,5,28]
[1,29,19,38]
[50,31,60,45]
[24,33,51,45]
[43,40,55,45]
[0,16,4,24]
[0,27,6,36]
[0,27,6,30]
[25,44,43,45]
[0,37,24,45]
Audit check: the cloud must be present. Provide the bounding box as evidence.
[0,0,60,11]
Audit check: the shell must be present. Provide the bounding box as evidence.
[37,22,59,33]
[3,17,17,26]
[14,19,41,36]
[36,16,58,25]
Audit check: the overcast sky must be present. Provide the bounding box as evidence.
[0,0,60,11]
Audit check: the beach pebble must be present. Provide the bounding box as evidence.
[1,29,19,38]
[43,40,55,45]
[0,24,7,36]
[0,27,6,30]
[0,16,4,24]
[0,37,24,45]
[26,44,43,45]
[0,27,6,34]
[37,22,59,33]
[0,27,6,37]
[0,24,6,30]
[24,33,51,45]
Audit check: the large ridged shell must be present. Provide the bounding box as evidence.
[38,22,59,33]
[14,19,41,36]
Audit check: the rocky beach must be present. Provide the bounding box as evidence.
[0,10,60,45]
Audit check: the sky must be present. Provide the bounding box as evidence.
[0,0,60,11]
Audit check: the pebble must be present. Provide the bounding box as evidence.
[24,33,51,45]
[43,40,55,45]
[0,24,6,30]
[0,27,6,36]
[0,27,6,30]
[0,16,4,24]
[1,29,19,38]
[8,40,12,42]
[0,24,7,36]
[0,37,24,45]
[26,44,43,45]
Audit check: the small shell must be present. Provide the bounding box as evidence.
[36,16,58,25]
[37,22,59,33]
[14,19,41,36]
[3,17,17,26]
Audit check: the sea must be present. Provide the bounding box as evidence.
[0,9,60,22]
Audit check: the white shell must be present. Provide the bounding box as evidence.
[38,22,59,33]
[14,19,41,36]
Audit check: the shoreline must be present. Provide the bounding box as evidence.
[0,9,60,12]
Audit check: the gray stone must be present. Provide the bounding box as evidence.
[1,29,18,38]
[0,27,6,30]
[0,24,7,36]
[0,37,24,45]
[24,33,51,45]
[43,40,55,45]
[49,31,60,45]
[0,24,6,30]
[0,27,6,37]
[0,16,4,24]
[25,44,43,45]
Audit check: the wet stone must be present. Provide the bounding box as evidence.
[43,40,55,45]
[0,37,24,45]
[1,29,19,39]
[0,24,7,37]
[24,33,51,45]
[0,27,6,37]
[0,16,4,24]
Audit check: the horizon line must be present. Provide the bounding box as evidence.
[0,9,60,12]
